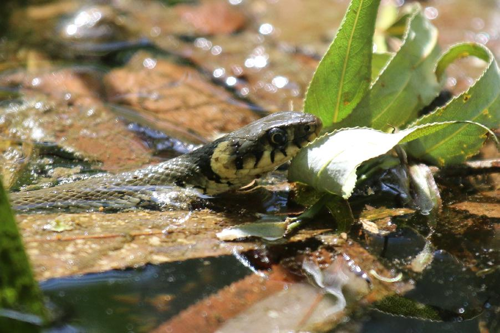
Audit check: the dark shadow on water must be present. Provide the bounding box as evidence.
[40,256,252,333]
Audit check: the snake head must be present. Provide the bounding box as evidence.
[206,112,322,193]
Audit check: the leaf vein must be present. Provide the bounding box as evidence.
[333,0,365,123]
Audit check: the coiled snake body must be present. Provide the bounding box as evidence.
[10,112,321,212]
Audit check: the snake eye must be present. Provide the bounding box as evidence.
[303,125,311,132]
[268,128,288,146]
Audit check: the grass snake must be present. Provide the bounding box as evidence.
[10,112,322,212]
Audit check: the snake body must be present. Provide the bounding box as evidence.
[10,112,321,212]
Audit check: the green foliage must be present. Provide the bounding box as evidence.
[304,0,380,124]
[293,0,500,200]
[0,178,47,326]
[407,43,500,166]
[374,295,483,321]
[333,5,442,131]
[289,122,496,198]
[374,295,442,321]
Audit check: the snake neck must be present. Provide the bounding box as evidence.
[147,146,254,195]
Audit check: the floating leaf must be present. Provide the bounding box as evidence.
[304,0,381,125]
[410,241,434,273]
[289,122,494,198]
[407,43,500,166]
[333,5,441,131]
[374,294,482,321]
[216,221,288,241]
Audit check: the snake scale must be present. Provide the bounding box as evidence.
[10,112,322,212]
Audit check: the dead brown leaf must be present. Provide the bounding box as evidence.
[104,52,260,139]
[176,1,247,35]
[450,201,500,219]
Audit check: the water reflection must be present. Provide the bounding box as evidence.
[41,257,252,332]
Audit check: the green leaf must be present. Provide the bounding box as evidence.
[0,179,47,325]
[324,195,354,232]
[333,5,441,131]
[304,0,381,125]
[435,43,490,82]
[371,52,393,81]
[289,122,494,198]
[373,3,398,53]
[407,43,500,166]
[374,295,482,321]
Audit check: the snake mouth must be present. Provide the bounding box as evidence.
[294,123,321,148]
[307,128,321,142]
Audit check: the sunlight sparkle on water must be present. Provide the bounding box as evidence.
[245,50,269,69]
[65,25,78,36]
[194,37,212,50]
[213,68,225,78]
[65,8,103,36]
[150,26,162,37]
[240,87,249,96]
[211,45,222,55]
[272,76,289,88]
[143,58,157,69]
[74,9,102,27]
[475,32,490,44]
[259,23,274,35]
[424,7,438,20]
[226,76,237,86]
[31,78,41,87]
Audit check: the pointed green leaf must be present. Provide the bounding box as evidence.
[371,52,393,81]
[289,122,494,198]
[333,5,441,131]
[304,0,381,125]
[373,3,398,53]
[407,43,500,166]
[324,195,354,232]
